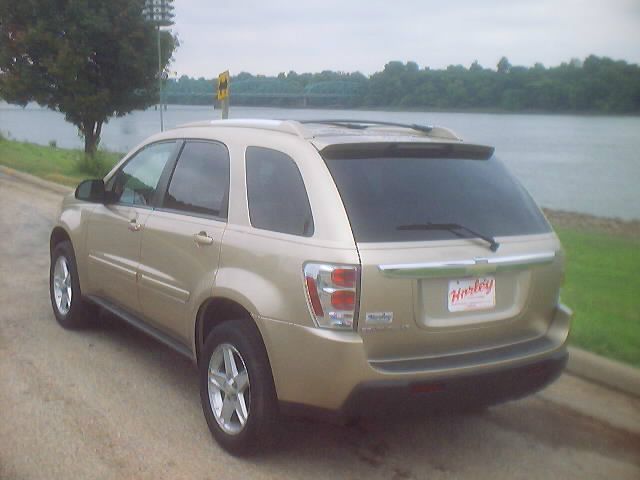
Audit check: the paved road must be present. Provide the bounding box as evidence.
[1,173,639,480]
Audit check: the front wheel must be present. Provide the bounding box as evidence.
[49,241,93,329]
[199,320,278,455]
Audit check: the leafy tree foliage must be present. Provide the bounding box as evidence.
[165,56,640,113]
[0,0,177,154]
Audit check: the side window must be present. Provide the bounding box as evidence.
[163,141,230,218]
[108,141,176,206]
[246,146,314,236]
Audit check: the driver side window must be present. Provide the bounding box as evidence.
[107,141,176,206]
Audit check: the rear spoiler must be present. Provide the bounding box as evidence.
[320,142,495,160]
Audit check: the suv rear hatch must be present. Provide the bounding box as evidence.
[321,142,564,365]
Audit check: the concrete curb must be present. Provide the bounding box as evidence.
[567,346,640,398]
[0,165,73,195]
[2,165,639,398]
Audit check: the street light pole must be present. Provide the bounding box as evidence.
[143,0,174,132]
[157,24,163,131]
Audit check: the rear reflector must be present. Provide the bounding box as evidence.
[305,277,324,316]
[410,383,445,395]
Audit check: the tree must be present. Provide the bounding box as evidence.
[0,0,177,154]
[497,56,511,74]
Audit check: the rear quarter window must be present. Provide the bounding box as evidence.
[246,146,314,237]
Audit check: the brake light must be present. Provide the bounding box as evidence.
[331,290,355,310]
[331,268,356,287]
[303,263,359,330]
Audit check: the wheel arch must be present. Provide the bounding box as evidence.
[50,226,72,257]
[195,296,269,368]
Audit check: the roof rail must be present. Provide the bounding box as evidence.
[299,119,431,133]
[175,119,307,137]
[173,118,461,141]
[299,119,461,141]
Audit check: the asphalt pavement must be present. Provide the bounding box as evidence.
[1,173,639,480]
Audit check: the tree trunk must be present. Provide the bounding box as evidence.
[82,120,103,156]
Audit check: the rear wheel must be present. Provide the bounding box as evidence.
[199,320,277,455]
[49,241,94,329]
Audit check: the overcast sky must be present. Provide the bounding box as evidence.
[169,0,640,78]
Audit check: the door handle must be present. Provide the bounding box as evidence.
[194,231,214,246]
[128,218,142,232]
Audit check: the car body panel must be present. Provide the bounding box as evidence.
[355,233,564,361]
[84,203,151,312]
[138,209,226,342]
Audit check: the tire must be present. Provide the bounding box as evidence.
[199,320,278,455]
[49,241,93,329]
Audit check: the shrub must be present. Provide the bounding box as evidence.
[75,150,114,177]
[49,139,57,148]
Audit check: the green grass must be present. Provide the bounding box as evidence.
[0,137,121,186]
[556,228,640,367]
[0,138,638,366]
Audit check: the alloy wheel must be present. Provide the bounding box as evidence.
[207,343,251,435]
[53,256,72,315]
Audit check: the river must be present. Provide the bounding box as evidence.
[1,102,639,220]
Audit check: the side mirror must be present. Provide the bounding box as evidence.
[75,179,105,203]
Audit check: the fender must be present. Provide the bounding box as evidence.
[51,195,98,292]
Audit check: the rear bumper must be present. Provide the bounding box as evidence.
[259,303,572,415]
[281,349,567,419]
[338,349,567,416]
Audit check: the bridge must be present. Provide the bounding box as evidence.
[164,79,364,107]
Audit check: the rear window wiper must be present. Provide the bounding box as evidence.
[395,222,500,252]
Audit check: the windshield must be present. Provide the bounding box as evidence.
[324,155,551,243]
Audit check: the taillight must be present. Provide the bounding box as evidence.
[331,268,357,287]
[331,290,355,310]
[303,263,359,330]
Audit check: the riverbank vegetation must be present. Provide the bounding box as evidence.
[554,227,640,367]
[0,1,177,155]
[165,55,640,114]
[0,137,119,185]
[0,138,638,366]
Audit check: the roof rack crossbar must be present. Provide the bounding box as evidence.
[299,119,433,134]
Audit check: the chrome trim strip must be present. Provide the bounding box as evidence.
[378,251,556,278]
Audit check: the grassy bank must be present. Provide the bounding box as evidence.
[555,228,640,367]
[0,138,638,367]
[0,137,120,186]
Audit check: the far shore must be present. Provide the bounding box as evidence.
[543,208,640,238]
[203,102,640,118]
[3,101,640,118]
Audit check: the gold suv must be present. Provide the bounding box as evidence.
[49,119,572,454]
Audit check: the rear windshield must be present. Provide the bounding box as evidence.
[324,155,551,243]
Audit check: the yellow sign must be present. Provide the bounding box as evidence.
[217,70,230,100]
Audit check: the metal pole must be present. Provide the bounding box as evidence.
[157,25,164,132]
[221,97,229,119]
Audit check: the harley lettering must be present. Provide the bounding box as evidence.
[447,277,496,312]
[450,278,494,304]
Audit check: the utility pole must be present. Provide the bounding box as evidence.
[143,0,174,132]
[157,25,163,131]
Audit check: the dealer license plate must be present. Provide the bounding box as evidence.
[448,277,496,312]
